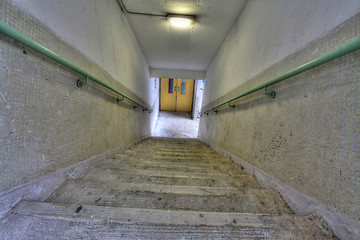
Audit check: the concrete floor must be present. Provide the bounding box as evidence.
[152,111,200,138]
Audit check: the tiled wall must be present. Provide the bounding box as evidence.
[0,0,156,192]
[199,13,360,220]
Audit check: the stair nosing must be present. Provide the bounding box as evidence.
[63,180,245,196]
[94,166,247,178]
[14,201,273,227]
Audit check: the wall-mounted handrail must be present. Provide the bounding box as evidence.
[201,37,360,115]
[0,21,152,112]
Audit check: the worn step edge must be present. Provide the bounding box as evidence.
[123,150,221,157]
[102,161,243,175]
[13,201,269,227]
[118,151,230,158]
[99,164,228,175]
[110,157,227,167]
[83,168,260,188]
[47,186,293,214]
[127,148,215,153]
[95,166,246,178]
[68,180,244,196]
[115,154,232,164]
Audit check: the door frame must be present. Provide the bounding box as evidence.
[159,78,195,113]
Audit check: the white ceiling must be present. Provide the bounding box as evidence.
[120,0,248,71]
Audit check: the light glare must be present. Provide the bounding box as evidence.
[168,16,195,28]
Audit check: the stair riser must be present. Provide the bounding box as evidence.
[99,163,245,177]
[46,186,292,214]
[115,154,232,165]
[82,169,260,188]
[92,166,249,179]
[109,158,225,167]
[124,149,220,156]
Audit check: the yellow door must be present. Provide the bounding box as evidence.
[176,79,194,112]
[160,78,176,111]
[160,78,194,112]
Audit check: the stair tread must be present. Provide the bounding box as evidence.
[106,158,232,169]
[111,156,231,167]
[12,201,266,226]
[123,150,222,157]
[4,201,338,239]
[101,161,245,176]
[54,179,246,196]
[82,167,261,188]
[115,153,233,164]
[90,166,253,179]
[91,165,247,178]
[46,183,292,214]
[0,214,273,239]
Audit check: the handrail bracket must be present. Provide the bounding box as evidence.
[228,102,236,108]
[264,86,276,98]
[77,76,89,88]
[117,95,125,102]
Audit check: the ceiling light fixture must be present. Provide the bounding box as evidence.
[117,0,196,29]
[167,15,195,28]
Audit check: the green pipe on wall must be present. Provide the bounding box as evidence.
[0,21,151,112]
[202,37,360,115]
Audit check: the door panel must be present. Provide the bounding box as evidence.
[160,78,194,112]
[160,78,176,111]
[176,79,194,112]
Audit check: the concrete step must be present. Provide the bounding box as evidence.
[115,153,233,165]
[97,162,246,177]
[131,139,210,147]
[130,144,212,151]
[111,155,235,168]
[140,137,204,144]
[91,166,251,181]
[0,214,271,239]
[110,152,245,172]
[116,150,232,161]
[82,167,261,189]
[46,182,292,214]
[54,179,245,196]
[11,201,266,227]
[102,159,246,176]
[129,144,214,152]
[123,149,222,158]
[2,201,338,240]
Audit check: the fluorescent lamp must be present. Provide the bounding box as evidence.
[167,15,195,28]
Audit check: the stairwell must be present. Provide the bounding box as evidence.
[1,138,337,239]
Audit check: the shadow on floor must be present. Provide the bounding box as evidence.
[152,111,200,138]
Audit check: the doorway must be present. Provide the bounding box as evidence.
[153,79,205,138]
[160,78,194,112]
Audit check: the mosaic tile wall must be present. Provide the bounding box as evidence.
[199,13,360,220]
[0,0,156,192]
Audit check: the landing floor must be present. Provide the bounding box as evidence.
[152,111,199,138]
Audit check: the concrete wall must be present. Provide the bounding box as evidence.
[199,0,360,221]
[9,0,150,99]
[203,0,360,105]
[0,0,157,193]
[150,69,206,81]
[192,80,205,120]
[149,78,160,134]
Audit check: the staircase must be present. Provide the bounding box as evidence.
[1,138,337,239]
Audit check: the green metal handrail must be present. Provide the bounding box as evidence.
[201,37,360,115]
[0,21,152,112]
